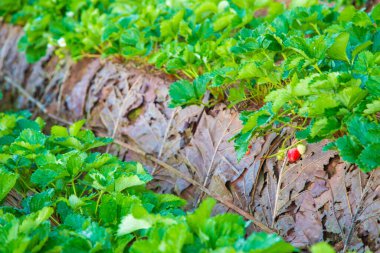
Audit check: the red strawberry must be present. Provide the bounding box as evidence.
[245,144,253,156]
[287,148,301,163]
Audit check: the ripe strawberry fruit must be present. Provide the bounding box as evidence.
[287,148,301,163]
[245,144,253,156]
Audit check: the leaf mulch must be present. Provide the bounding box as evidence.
[1,23,379,252]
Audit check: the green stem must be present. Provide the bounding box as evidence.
[50,216,60,226]
[79,185,88,197]
[311,24,321,35]
[313,64,322,74]
[95,191,104,215]
[72,180,77,196]
[19,177,38,194]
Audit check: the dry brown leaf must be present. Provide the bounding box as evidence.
[0,25,28,83]
[123,98,202,194]
[182,105,263,206]
[60,58,102,119]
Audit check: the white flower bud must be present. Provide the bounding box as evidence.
[218,1,229,11]
[57,37,66,48]
[297,144,307,155]
[66,11,74,18]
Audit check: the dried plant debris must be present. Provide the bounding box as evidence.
[249,140,380,251]
[0,25,28,82]
[60,58,102,118]
[0,24,69,113]
[182,105,260,208]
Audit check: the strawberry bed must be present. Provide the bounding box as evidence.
[0,0,380,252]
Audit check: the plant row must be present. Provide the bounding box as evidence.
[0,108,343,252]
[1,0,379,171]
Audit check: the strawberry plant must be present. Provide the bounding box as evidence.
[0,110,301,252]
[231,4,380,171]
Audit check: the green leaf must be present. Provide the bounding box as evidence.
[241,104,273,133]
[166,58,186,72]
[102,24,119,42]
[352,11,373,27]
[23,189,55,213]
[14,128,46,146]
[228,86,246,106]
[169,79,205,107]
[372,4,380,23]
[0,167,18,201]
[16,118,40,132]
[160,10,184,39]
[130,223,190,253]
[363,99,380,115]
[24,43,47,63]
[352,41,373,61]
[31,165,68,188]
[10,129,46,154]
[187,198,216,234]
[236,232,295,253]
[117,214,152,236]
[154,194,186,213]
[194,2,217,22]
[63,214,112,249]
[327,32,349,62]
[296,123,312,140]
[99,195,117,224]
[68,195,85,210]
[66,152,86,176]
[0,113,17,136]
[234,131,254,161]
[358,143,380,172]
[337,86,367,110]
[353,51,374,76]
[69,120,86,137]
[120,28,140,46]
[51,136,84,150]
[213,13,235,32]
[20,207,54,234]
[51,125,69,137]
[310,117,339,138]
[265,89,292,113]
[114,175,146,192]
[310,242,335,253]
[299,94,339,117]
[211,213,246,248]
[347,116,380,145]
[335,135,363,164]
[366,77,380,96]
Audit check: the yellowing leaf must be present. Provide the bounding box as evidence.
[0,168,18,201]
[363,99,380,115]
[114,175,145,192]
[327,32,350,62]
[117,214,152,236]
[337,86,368,109]
[310,242,335,253]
